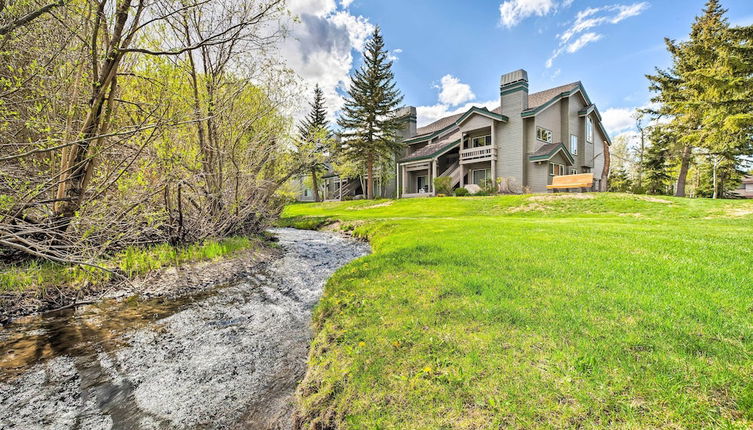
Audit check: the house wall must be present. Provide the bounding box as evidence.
[568,94,587,167]
[460,116,494,134]
[592,120,607,190]
[534,102,562,146]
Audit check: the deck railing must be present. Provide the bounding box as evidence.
[460,146,496,164]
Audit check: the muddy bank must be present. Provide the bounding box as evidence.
[0,228,369,429]
[1,239,275,325]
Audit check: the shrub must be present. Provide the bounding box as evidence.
[480,178,496,194]
[454,187,469,197]
[433,176,453,195]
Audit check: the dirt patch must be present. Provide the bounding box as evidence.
[0,245,277,325]
[507,203,552,213]
[347,201,394,210]
[528,193,595,202]
[722,207,753,217]
[636,196,673,204]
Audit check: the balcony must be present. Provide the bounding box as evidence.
[460,146,496,164]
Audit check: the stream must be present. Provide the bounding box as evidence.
[0,228,369,429]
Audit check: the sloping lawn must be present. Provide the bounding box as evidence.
[284,194,753,429]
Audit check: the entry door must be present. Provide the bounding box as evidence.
[416,176,427,192]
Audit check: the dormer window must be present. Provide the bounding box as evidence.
[536,127,552,143]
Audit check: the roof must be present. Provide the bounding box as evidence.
[411,83,580,141]
[414,113,464,139]
[528,142,575,164]
[526,82,581,110]
[399,130,461,163]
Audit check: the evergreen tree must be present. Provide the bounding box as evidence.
[607,167,633,193]
[647,0,753,197]
[642,127,673,195]
[338,27,404,199]
[295,84,332,202]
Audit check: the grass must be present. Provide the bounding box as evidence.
[283,193,753,429]
[0,236,256,294]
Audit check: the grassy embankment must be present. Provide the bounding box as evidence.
[283,193,753,428]
[0,236,256,294]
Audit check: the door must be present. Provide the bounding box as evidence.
[416,175,427,193]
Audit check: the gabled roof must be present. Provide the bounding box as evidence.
[455,107,509,125]
[528,142,575,164]
[522,82,586,117]
[399,131,461,163]
[408,113,464,143]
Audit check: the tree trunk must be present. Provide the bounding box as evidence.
[674,145,692,197]
[366,154,374,199]
[311,168,320,202]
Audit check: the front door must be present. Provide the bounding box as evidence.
[416,176,427,193]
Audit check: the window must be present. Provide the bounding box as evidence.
[586,117,594,143]
[549,163,566,176]
[303,189,310,197]
[470,135,491,148]
[536,127,553,143]
[570,134,578,155]
[569,167,577,175]
[472,168,491,185]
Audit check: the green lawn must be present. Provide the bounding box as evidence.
[283,193,753,429]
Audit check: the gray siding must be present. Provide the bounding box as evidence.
[497,89,526,185]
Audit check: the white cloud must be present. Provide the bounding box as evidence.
[566,32,603,53]
[340,0,354,8]
[546,2,648,68]
[417,100,498,128]
[388,48,402,62]
[413,74,490,126]
[436,75,475,106]
[602,107,637,135]
[499,0,557,28]
[281,1,375,121]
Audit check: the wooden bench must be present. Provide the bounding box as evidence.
[546,173,594,192]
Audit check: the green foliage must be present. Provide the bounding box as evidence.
[454,187,469,197]
[608,167,634,192]
[285,194,753,428]
[338,27,404,198]
[642,127,674,195]
[646,0,753,196]
[0,237,255,293]
[433,176,453,195]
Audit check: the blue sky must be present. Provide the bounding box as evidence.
[283,0,753,138]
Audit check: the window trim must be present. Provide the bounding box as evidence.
[586,117,594,143]
[570,134,578,155]
[471,168,491,185]
[536,126,553,143]
[470,134,491,148]
[549,163,565,176]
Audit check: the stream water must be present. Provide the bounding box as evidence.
[0,228,369,429]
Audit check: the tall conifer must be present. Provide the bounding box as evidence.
[338,27,403,199]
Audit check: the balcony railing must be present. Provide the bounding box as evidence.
[460,146,496,164]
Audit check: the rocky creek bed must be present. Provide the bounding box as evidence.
[0,228,369,429]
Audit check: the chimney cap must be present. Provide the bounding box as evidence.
[501,69,528,86]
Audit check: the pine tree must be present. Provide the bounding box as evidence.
[296,84,332,202]
[646,0,727,197]
[642,127,673,195]
[338,27,404,199]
